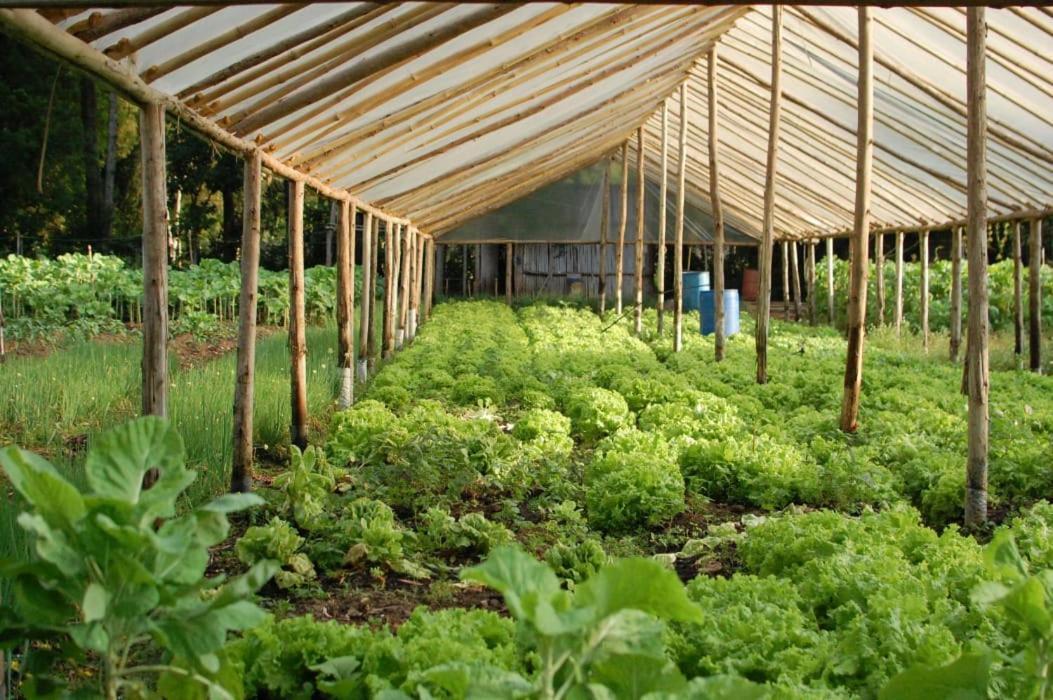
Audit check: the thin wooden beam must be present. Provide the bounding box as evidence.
[756,5,781,384]
[950,224,963,362]
[288,180,308,445]
[367,218,379,370]
[826,236,835,323]
[634,126,646,336]
[140,101,167,420]
[72,7,165,42]
[358,211,373,382]
[505,242,514,306]
[412,231,425,339]
[895,231,905,334]
[964,6,989,527]
[807,240,817,325]
[839,6,873,433]
[616,141,629,315]
[1030,217,1043,372]
[709,45,726,361]
[790,240,802,321]
[383,220,395,358]
[657,103,668,335]
[599,156,610,316]
[423,238,436,321]
[875,233,885,324]
[781,240,790,320]
[920,229,930,349]
[337,199,355,407]
[398,225,412,346]
[103,6,220,60]
[1013,221,1024,358]
[231,150,261,494]
[674,83,687,352]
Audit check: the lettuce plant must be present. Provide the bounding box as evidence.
[236,517,317,590]
[0,417,274,699]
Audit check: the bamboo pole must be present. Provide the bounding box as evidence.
[790,240,802,321]
[1030,218,1043,372]
[634,126,645,336]
[964,6,989,527]
[950,225,963,363]
[288,180,308,445]
[368,218,379,370]
[140,101,168,422]
[781,241,791,320]
[839,6,873,434]
[423,238,436,321]
[506,242,514,306]
[411,232,425,339]
[657,103,668,335]
[231,150,261,494]
[709,45,726,361]
[358,211,373,383]
[599,157,610,316]
[920,230,930,350]
[875,233,885,324]
[807,240,817,325]
[674,83,687,352]
[895,231,905,335]
[398,225,412,347]
[383,220,395,358]
[1011,221,1023,358]
[337,199,356,407]
[826,237,835,324]
[616,141,629,315]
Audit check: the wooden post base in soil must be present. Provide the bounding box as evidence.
[140,101,168,422]
[289,180,309,445]
[336,199,356,409]
[231,150,262,494]
[358,211,373,384]
[964,5,989,528]
[1030,218,1042,373]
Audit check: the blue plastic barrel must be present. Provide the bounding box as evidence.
[682,271,711,311]
[700,289,740,337]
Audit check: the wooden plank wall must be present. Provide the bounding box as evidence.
[513,243,656,298]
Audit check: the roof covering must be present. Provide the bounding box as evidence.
[7,3,1053,244]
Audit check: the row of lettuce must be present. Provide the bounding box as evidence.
[0,253,366,339]
[5,299,1053,698]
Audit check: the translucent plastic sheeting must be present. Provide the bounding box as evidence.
[441,160,756,245]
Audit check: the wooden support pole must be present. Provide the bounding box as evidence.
[964,6,989,528]
[920,229,930,349]
[875,233,885,325]
[411,232,424,338]
[781,240,791,321]
[950,224,963,363]
[383,220,395,358]
[657,103,668,335]
[599,157,610,316]
[288,180,309,444]
[634,126,645,336]
[756,5,782,384]
[1030,218,1043,372]
[674,83,687,352]
[423,238,436,322]
[895,231,905,334]
[398,225,412,347]
[358,211,373,382]
[1013,221,1024,358]
[140,101,168,421]
[336,198,356,408]
[839,6,873,434]
[368,217,379,370]
[826,236,835,324]
[807,240,817,325]
[709,45,726,361]
[790,240,803,321]
[461,243,469,296]
[231,150,261,494]
[505,242,514,305]
[616,141,628,315]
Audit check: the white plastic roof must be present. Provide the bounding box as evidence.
[19,3,1053,242]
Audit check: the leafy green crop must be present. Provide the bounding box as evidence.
[0,417,273,699]
[236,517,317,590]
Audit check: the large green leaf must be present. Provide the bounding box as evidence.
[879,652,991,700]
[589,655,686,699]
[461,546,561,621]
[574,558,703,624]
[85,416,185,504]
[0,446,85,526]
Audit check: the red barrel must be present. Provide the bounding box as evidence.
[741,268,760,301]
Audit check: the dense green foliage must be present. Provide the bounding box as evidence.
[0,253,370,340]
